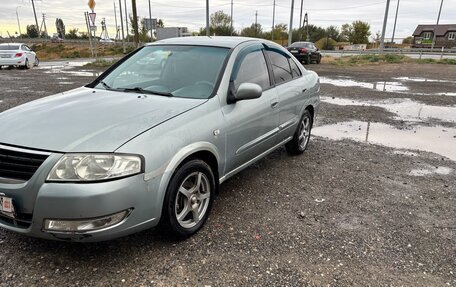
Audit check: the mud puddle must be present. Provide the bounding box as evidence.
[320,76,456,97]
[321,96,456,123]
[313,121,456,161]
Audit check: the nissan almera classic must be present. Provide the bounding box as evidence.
[0,37,320,241]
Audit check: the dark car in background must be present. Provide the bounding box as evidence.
[287,42,321,65]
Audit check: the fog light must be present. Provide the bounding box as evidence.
[43,210,130,233]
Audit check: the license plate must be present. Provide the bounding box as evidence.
[0,54,10,58]
[0,196,14,215]
[291,50,298,54]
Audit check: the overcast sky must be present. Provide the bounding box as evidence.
[0,0,454,40]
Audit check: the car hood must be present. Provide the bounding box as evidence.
[0,87,205,152]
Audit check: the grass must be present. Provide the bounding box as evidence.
[328,54,456,66]
[83,58,119,68]
[28,43,135,61]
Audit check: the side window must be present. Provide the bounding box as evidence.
[234,50,270,91]
[288,58,302,78]
[266,50,293,84]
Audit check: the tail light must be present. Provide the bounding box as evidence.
[300,48,308,53]
[15,53,23,57]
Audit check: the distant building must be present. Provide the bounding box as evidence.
[412,24,456,49]
[156,27,191,41]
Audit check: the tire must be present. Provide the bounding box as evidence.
[161,159,215,238]
[285,109,313,155]
[317,55,322,64]
[304,55,311,65]
[23,59,30,70]
[34,57,40,67]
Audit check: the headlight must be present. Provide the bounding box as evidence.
[47,154,143,182]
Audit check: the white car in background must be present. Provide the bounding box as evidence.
[0,43,39,69]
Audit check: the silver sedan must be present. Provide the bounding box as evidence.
[0,43,39,69]
[0,37,320,241]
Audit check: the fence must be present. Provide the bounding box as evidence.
[322,47,456,60]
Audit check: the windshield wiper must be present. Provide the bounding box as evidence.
[99,80,114,90]
[120,87,174,97]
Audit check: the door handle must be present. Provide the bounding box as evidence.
[271,101,279,109]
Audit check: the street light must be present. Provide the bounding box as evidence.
[16,6,22,38]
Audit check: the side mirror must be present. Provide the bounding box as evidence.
[234,83,262,101]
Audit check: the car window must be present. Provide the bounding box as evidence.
[234,50,270,91]
[0,45,19,51]
[288,59,302,78]
[95,45,229,99]
[266,50,293,84]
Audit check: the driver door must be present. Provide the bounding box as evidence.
[221,44,279,174]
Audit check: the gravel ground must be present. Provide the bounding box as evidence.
[0,62,455,286]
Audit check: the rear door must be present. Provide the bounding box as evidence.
[22,45,35,63]
[265,48,310,140]
[222,43,279,174]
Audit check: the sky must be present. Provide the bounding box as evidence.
[0,0,454,40]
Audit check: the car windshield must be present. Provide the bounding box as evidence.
[0,45,20,50]
[290,42,311,48]
[95,45,230,99]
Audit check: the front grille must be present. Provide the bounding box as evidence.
[0,212,32,228]
[0,145,50,182]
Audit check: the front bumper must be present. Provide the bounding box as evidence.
[0,171,163,242]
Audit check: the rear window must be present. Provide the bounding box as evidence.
[0,45,20,50]
[289,42,311,48]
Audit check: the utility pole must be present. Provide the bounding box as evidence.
[304,13,309,40]
[299,0,304,30]
[379,0,391,52]
[40,13,48,38]
[391,0,400,45]
[148,0,153,42]
[16,7,22,38]
[131,0,139,46]
[255,11,258,37]
[431,0,444,50]
[114,2,118,40]
[288,0,295,46]
[124,0,129,39]
[84,12,94,57]
[206,0,210,36]
[271,0,276,41]
[118,0,126,53]
[31,0,40,38]
[230,0,233,36]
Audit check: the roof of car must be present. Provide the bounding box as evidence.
[149,36,271,48]
[0,43,23,46]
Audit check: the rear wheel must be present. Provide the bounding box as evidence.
[23,59,31,70]
[285,110,313,155]
[34,57,40,67]
[161,159,215,238]
[316,55,322,64]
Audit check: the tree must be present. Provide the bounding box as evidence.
[402,36,413,44]
[200,10,234,36]
[341,21,371,44]
[325,26,340,42]
[157,19,164,28]
[55,18,65,39]
[26,25,39,38]
[240,23,263,38]
[66,28,79,39]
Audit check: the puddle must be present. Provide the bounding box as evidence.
[409,165,453,176]
[313,121,456,161]
[394,77,456,84]
[321,76,456,97]
[320,77,409,92]
[321,96,456,123]
[393,150,419,157]
[59,82,75,85]
[42,68,100,77]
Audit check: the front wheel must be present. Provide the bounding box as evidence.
[286,110,313,155]
[161,159,215,238]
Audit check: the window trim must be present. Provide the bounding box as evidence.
[264,48,301,88]
[423,32,432,40]
[448,32,456,41]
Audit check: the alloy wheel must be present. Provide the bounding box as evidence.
[298,116,311,150]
